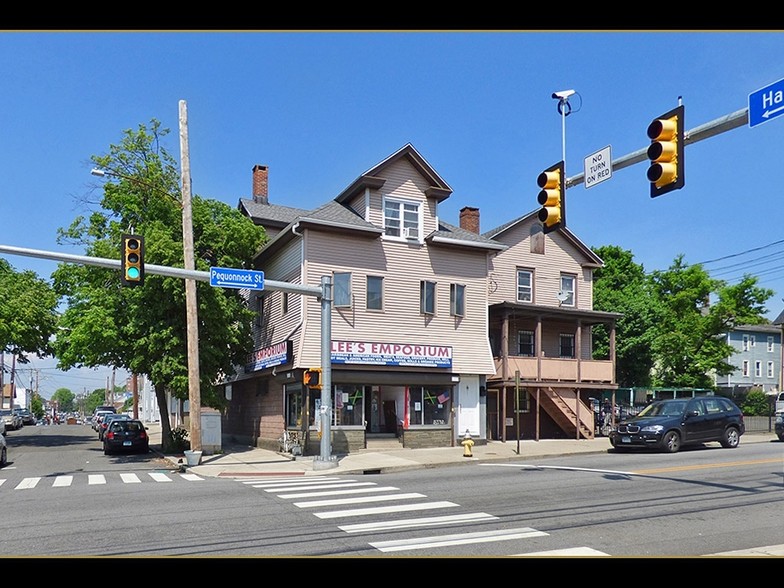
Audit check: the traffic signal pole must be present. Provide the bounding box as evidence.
[563,107,749,189]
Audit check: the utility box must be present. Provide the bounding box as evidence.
[201,408,222,454]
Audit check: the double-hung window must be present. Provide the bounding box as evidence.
[334,272,352,308]
[518,330,534,356]
[384,198,420,239]
[367,276,383,311]
[517,269,532,303]
[421,280,436,315]
[560,274,575,306]
[450,283,465,317]
[559,333,575,358]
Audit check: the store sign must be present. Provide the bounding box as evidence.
[331,340,452,368]
[246,340,292,372]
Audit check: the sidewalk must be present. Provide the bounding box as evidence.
[145,423,779,479]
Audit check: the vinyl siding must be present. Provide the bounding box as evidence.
[488,217,594,310]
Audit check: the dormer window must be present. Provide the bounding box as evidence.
[384,198,420,240]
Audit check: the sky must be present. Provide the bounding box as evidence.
[1,29,783,398]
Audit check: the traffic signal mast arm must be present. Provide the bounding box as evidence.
[562,106,749,189]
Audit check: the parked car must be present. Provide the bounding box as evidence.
[775,412,784,442]
[92,410,115,432]
[0,432,6,468]
[609,396,745,453]
[13,408,36,426]
[103,419,149,455]
[98,413,132,441]
[0,409,21,432]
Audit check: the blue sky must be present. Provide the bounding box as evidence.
[1,30,783,398]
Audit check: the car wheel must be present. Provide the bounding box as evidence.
[720,427,741,448]
[661,430,681,453]
[104,447,111,456]
[778,434,784,442]
[0,446,6,467]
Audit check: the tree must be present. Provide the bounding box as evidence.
[648,255,773,388]
[593,247,774,390]
[591,245,660,387]
[0,258,59,363]
[51,387,75,412]
[51,120,266,452]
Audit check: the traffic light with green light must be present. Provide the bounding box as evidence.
[537,160,565,233]
[120,234,144,287]
[646,104,685,197]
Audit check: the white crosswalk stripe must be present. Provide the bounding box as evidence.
[0,472,204,490]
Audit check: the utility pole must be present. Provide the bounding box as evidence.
[179,99,202,453]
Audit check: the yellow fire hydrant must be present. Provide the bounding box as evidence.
[461,430,474,458]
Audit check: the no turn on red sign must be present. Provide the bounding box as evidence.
[584,145,612,189]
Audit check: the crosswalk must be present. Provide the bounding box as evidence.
[0,471,204,489]
[238,475,608,556]
[239,475,784,557]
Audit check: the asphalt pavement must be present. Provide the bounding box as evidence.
[144,423,779,479]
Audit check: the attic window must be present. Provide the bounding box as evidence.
[384,198,420,239]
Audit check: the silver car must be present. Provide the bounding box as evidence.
[0,410,21,432]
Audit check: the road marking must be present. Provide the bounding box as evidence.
[242,476,345,487]
[15,477,40,489]
[315,500,459,519]
[707,544,784,556]
[278,486,400,499]
[339,512,498,533]
[53,476,73,487]
[370,527,548,552]
[120,473,141,483]
[294,492,426,508]
[512,547,610,556]
[260,481,378,493]
[179,473,203,481]
[148,472,172,482]
[88,474,106,485]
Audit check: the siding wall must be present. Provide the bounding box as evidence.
[488,218,594,310]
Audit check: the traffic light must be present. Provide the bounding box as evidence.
[646,104,685,197]
[537,160,565,233]
[303,368,322,389]
[120,233,144,287]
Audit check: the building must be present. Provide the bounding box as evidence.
[714,323,782,396]
[221,144,618,453]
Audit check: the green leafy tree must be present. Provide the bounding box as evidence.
[649,255,773,388]
[31,394,44,419]
[0,258,59,363]
[592,245,660,387]
[51,387,75,412]
[51,119,265,452]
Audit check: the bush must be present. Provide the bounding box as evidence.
[169,426,190,452]
[741,389,771,416]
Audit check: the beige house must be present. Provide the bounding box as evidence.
[482,214,620,440]
[225,144,504,453]
[222,144,619,453]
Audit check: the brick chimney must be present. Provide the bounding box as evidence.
[459,206,480,234]
[252,164,269,204]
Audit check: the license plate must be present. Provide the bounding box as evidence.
[123,441,132,446]
[621,436,631,443]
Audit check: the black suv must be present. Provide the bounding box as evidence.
[609,397,745,453]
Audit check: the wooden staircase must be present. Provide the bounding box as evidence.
[538,388,595,439]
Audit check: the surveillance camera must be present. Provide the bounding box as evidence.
[552,90,576,100]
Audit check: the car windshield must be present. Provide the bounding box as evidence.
[638,401,688,417]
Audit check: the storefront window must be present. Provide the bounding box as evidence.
[408,386,452,426]
[334,385,365,426]
[307,384,366,428]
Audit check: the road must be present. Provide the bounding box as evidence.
[1,423,782,558]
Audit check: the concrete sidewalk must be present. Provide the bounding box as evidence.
[145,423,778,478]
